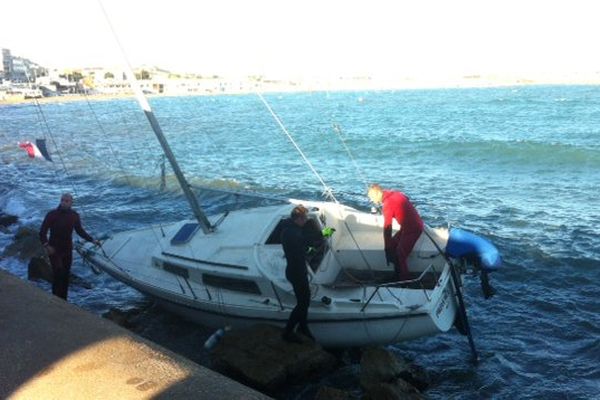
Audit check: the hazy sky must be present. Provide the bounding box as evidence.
[2,0,599,78]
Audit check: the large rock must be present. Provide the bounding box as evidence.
[3,226,45,260]
[28,256,53,282]
[27,257,94,289]
[399,363,431,392]
[102,307,148,329]
[363,381,425,400]
[210,324,337,393]
[359,347,409,390]
[360,347,427,400]
[0,212,18,228]
[27,256,93,289]
[1,227,92,289]
[314,386,355,400]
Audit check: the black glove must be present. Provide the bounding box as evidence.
[385,248,396,266]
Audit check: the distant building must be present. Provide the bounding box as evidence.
[1,49,13,82]
[0,48,47,83]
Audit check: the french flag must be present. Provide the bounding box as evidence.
[18,139,53,162]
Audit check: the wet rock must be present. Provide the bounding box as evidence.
[359,347,425,400]
[27,256,93,289]
[399,363,431,392]
[363,381,425,400]
[28,256,53,282]
[314,386,355,400]
[359,347,409,389]
[3,226,45,260]
[103,307,146,329]
[211,324,337,393]
[69,274,93,289]
[4,226,92,289]
[0,212,18,228]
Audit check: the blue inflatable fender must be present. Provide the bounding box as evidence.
[446,228,502,272]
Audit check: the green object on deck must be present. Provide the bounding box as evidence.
[322,227,336,238]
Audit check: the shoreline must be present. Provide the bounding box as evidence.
[2,74,600,106]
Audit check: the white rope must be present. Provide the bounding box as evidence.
[97,0,153,114]
[82,94,132,186]
[20,69,99,225]
[21,86,128,180]
[256,92,338,203]
[332,123,370,190]
[256,93,379,274]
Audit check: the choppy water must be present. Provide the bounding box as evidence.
[1,85,599,399]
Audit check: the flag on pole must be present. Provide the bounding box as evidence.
[18,139,53,162]
[36,139,53,161]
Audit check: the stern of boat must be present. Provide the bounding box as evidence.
[428,266,460,333]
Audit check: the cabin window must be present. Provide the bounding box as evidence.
[170,223,199,245]
[265,219,287,244]
[163,262,189,278]
[264,216,328,271]
[265,215,324,245]
[203,274,261,295]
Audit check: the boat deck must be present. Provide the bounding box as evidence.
[327,269,440,290]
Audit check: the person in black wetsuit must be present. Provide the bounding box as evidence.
[281,205,315,343]
[302,216,327,271]
[39,193,100,300]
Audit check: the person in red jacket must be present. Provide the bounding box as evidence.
[368,184,424,280]
[39,193,100,300]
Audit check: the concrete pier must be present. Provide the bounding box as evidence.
[0,270,271,399]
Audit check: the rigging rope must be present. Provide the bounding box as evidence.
[304,92,371,197]
[256,92,337,203]
[26,79,71,180]
[256,92,378,276]
[22,69,90,217]
[331,123,370,190]
[82,92,132,186]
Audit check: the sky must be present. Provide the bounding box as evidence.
[1,0,599,78]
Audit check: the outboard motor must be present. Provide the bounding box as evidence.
[446,228,502,299]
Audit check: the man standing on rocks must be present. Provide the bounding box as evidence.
[281,205,315,343]
[39,193,100,300]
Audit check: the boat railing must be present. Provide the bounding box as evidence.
[360,263,441,312]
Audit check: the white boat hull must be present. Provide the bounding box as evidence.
[78,200,460,347]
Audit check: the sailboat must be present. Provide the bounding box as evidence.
[74,13,501,350]
[77,195,500,349]
[73,82,501,352]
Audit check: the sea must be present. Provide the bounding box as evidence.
[1,85,599,399]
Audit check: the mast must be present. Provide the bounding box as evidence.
[98,1,212,234]
[135,96,213,234]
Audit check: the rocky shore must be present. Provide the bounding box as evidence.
[1,212,432,399]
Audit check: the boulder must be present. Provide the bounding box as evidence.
[3,226,45,260]
[2,226,92,289]
[103,307,147,329]
[359,347,427,399]
[363,381,425,400]
[28,256,53,282]
[0,212,18,228]
[28,256,93,289]
[314,386,355,400]
[359,347,409,390]
[210,324,337,393]
[399,363,431,392]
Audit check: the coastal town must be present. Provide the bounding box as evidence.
[0,48,277,100]
[3,47,600,105]
[0,47,380,103]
